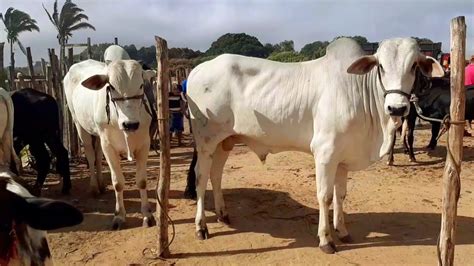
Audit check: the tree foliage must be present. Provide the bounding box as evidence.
[43,0,95,45]
[411,37,434,44]
[1,7,40,46]
[300,41,329,60]
[267,51,305,62]
[205,33,268,58]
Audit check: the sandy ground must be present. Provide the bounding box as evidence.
[27,124,474,265]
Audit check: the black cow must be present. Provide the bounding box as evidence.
[11,88,71,195]
[388,72,474,164]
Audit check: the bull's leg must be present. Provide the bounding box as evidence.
[29,141,50,196]
[315,160,337,254]
[195,150,213,240]
[45,136,71,195]
[76,125,100,195]
[406,114,417,162]
[333,166,351,243]
[427,122,440,150]
[135,145,155,227]
[93,136,105,194]
[387,131,396,166]
[210,143,230,224]
[184,148,198,199]
[101,144,126,230]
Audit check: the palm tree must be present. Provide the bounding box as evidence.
[43,0,95,74]
[0,7,40,89]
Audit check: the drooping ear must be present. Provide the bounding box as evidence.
[347,55,378,75]
[417,55,444,78]
[21,198,83,230]
[81,74,109,90]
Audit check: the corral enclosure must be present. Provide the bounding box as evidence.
[29,123,473,265]
[2,1,473,264]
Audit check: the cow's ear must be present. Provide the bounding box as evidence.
[81,74,109,90]
[21,198,83,230]
[347,55,378,75]
[417,55,444,78]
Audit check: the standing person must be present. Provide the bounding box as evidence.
[466,55,474,86]
[169,84,185,146]
[181,79,192,134]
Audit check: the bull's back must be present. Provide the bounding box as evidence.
[12,88,60,140]
[188,54,323,151]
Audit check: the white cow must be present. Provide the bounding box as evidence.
[0,88,82,265]
[63,59,154,229]
[186,38,444,253]
[0,88,19,173]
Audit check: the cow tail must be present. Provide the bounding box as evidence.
[0,89,20,174]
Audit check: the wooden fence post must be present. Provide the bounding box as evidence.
[438,16,466,266]
[87,37,92,59]
[68,47,74,70]
[155,35,171,258]
[9,51,16,91]
[26,47,36,90]
[41,58,47,93]
[0,42,4,72]
[114,37,118,45]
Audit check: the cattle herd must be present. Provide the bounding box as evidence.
[1,37,468,263]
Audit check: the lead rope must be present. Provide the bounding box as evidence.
[412,98,463,264]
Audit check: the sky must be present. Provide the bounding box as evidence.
[1,0,473,67]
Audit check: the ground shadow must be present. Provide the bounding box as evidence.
[172,187,474,257]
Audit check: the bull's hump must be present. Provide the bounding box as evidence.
[325,38,364,61]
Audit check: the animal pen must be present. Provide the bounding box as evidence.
[0,16,469,265]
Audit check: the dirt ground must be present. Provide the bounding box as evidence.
[30,123,474,265]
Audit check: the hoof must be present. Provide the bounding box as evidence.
[143,215,156,227]
[183,188,197,200]
[387,160,394,166]
[320,242,337,254]
[217,215,230,225]
[409,158,416,163]
[112,217,125,230]
[339,234,353,243]
[195,228,209,240]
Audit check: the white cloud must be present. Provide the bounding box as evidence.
[0,0,473,66]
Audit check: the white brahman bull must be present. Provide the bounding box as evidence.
[0,88,19,173]
[0,88,82,265]
[186,38,444,253]
[63,59,154,229]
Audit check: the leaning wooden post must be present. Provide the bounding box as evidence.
[114,37,118,45]
[155,35,171,258]
[438,16,466,266]
[26,47,36,90]
[67,48,74,70]
[87,38,92,59]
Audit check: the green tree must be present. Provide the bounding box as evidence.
[43,0,95,74]
[267,51,305,62]
[411,37,433,44]
[300,41,329,59]
[0,7,40,88]
[205,33,268,58]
